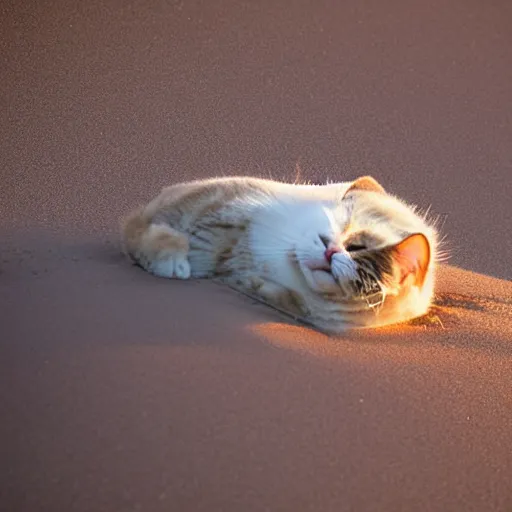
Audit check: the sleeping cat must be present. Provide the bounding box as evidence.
[121,176,437,332]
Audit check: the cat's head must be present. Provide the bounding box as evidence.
[291,176,437,330]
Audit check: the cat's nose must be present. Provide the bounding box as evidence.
[324,243,343,264]
[319,235,343,263]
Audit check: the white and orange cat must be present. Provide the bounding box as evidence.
[122,176,437,332]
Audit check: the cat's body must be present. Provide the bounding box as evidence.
[122,176,437,332]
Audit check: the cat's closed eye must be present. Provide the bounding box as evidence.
[345,243,367,252]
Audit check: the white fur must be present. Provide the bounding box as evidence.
[248,196,352,292]
[242,183,436,330]
[330,251,359,281]
[123,176,437,331]
[150,254,191,279]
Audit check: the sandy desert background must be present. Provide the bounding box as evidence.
[2,1,512,510]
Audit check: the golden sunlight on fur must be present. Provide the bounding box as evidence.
[122,176,438,332]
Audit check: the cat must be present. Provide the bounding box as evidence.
[121,175,437,332]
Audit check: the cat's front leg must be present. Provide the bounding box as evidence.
[149,252,191,279]
[123,218,192,279]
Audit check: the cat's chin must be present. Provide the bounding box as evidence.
[304,258,340,292]
[304,258,331,272]
[310,269,339,290]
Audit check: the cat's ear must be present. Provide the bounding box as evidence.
[391,233,431,287]
[344,176,386,196]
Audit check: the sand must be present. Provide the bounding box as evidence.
[2,1,511,511]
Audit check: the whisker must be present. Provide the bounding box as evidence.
[435,251,451,263]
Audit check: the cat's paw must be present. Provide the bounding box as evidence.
[150,254,191,279]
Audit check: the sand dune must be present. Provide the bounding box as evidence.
[2,232,511,511]
[2,0,511,510]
